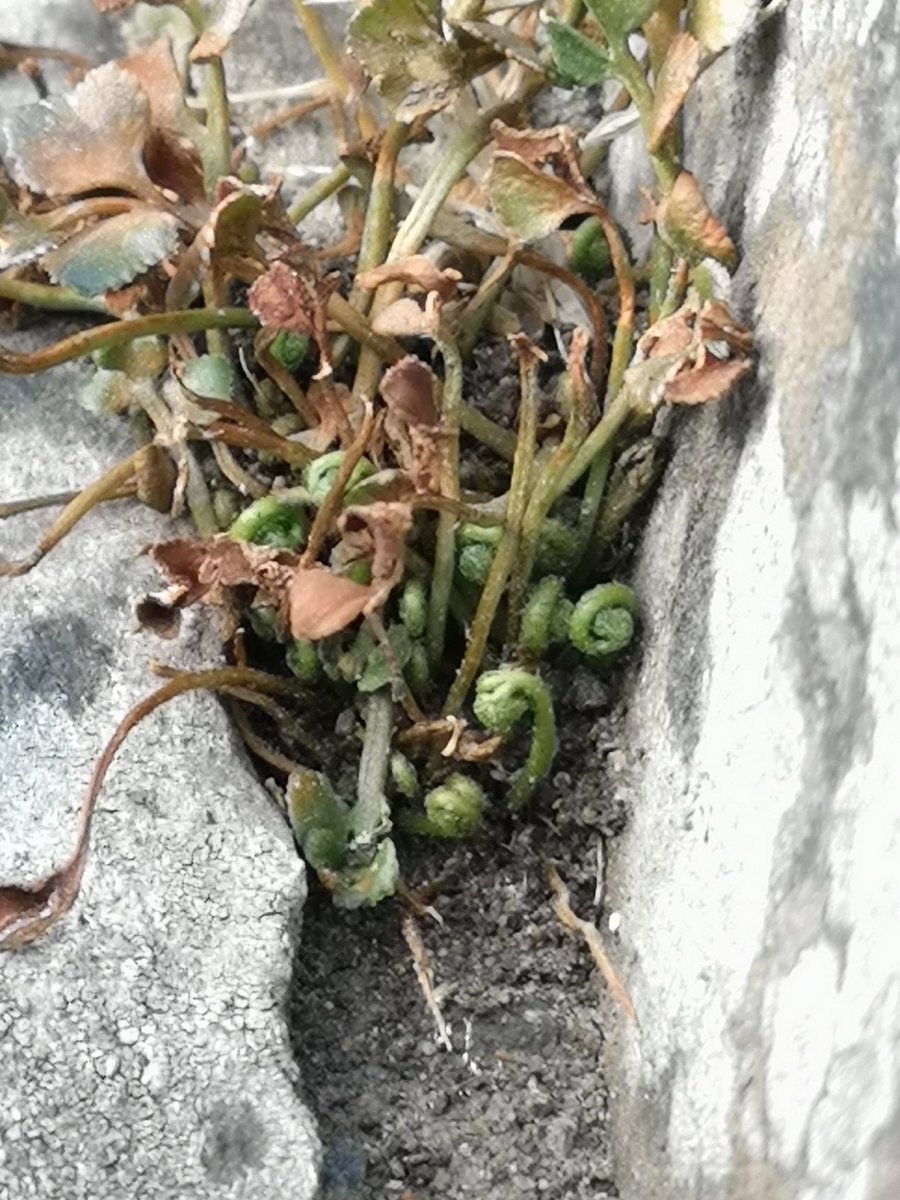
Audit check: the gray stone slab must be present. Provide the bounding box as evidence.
[605,3,900,1198]
[0,2,324,1195]
[0,342,318,1200]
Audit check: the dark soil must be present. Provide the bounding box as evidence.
[288,658,631,1200]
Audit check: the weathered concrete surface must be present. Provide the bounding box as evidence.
[0,347,318,1200]
[0,3,324,1196]
[606,3,900,1199]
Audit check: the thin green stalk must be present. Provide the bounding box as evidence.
[457,251,517,359]
[353,691,394,838]
[349,120,410,313]
[388,103,513,264]
[288,163,352,225]
[184,446,218,537]
[0,276,114,315]
[202,56,232,191]
[0,308,258,376]
[291,0,378,138]
[183,0,232,191]
[0,452,139,577]
[459,402,516,462]
[648,235,674,324]
[426,330,462,669]
[443,340,540,715]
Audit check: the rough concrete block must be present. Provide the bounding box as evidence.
[0,1,326,1194]
[605,3,900,1198]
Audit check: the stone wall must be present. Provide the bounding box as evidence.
[605,3,900,1198]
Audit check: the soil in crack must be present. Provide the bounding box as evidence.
[288,662,630,1200]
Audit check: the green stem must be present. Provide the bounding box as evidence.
[443,340,540,715]
[288,163,352,225]
[460,403,516,461]
[426,329,462,670]
[352,691,394,839]
[0,276,114,315]
[184,446,218,537]
[388,102,514,264]
[349,120,409,313]
[648,235,674,324]
[605,35,677,193]
[202,56,232,191]
[0,308,258,376]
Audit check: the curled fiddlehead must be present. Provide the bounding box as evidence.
[229,495,308,550]
[568,583,638,660]
[473,669,556,809]
[399,773,486,838]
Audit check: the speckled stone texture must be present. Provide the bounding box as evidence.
[0,2,323,1196]
[604,3,900,1198]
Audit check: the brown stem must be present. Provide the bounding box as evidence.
[0,452,139,577]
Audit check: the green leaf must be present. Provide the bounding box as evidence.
[331,839,399,908]
[547,23,613,87]
[181,353,233,400]
[287,769,351,872]
[484,152,593,243]
[569,215,613,282]
[583,0,659,37]
[348,0,466,119]
[357,624,412,693]
[41,210,180,297]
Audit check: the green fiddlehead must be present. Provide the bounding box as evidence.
[473,669,557,809]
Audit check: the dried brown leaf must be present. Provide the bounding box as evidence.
[490,120,588,193]
[0,62,155,199]
[641,297,753,406]
[248,260,338,376]
[664,355,751,405]
[371,297,437,338]
[150,536,296,610]
[337,501,413,608]
[288,566,373,640]
[647,32,702,154]
[657,170,736,266]
[379,357,442,494]
[356,255,462,300]
[379,356,439,426]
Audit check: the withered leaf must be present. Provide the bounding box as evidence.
[0,62,155,199]
[288,566,373,640]
[379,357,443,494]
[355,254,462,300]
[640,297,753,406]
[248,260,338,376]
[371,297,439,338]
[348,0,467,120]
[150,536,296,610]
[41,209,181,297]
[380,355,439,426]
[452,20,542,73]
[657,170,736,267]
[648,33,702,154]
[119,38,205,143]
[664,355,751,405]
[338,501,413,609]
[490,121,587,189]
[484,152,594,244]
